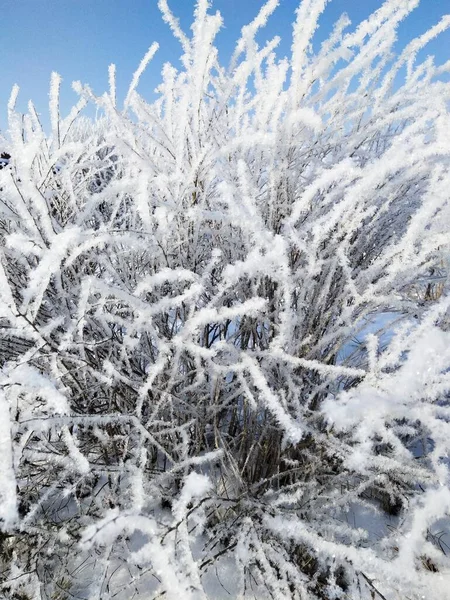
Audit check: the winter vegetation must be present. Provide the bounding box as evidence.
[1,0,450,598]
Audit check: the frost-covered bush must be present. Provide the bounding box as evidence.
[1,1,450,598]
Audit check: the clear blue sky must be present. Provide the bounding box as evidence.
[1,0,449,132]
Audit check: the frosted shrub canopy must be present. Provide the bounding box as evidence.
[0,1,450,599]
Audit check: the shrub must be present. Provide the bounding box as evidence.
[1,1,449,598]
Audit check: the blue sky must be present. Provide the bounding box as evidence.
[1,0,449,132]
